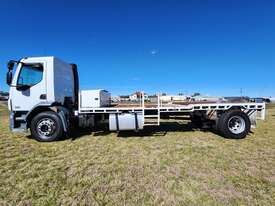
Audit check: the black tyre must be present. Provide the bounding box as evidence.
[30,111,63,142]
[217,110,251,139]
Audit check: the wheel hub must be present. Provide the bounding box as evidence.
[37,118,56,138]
[228,116,245,134]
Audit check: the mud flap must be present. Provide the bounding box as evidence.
[58,110,68,132]
[249,110,257,129]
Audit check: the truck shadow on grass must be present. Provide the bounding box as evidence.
[70,121,211,140]
[117,122,199,138]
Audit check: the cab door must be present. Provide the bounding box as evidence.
[10,62,47,111]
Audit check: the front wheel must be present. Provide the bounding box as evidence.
[30,111,63,142]
[217,110,251,139]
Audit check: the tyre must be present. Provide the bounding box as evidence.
[30,111,63,142]
[217,110,251,139]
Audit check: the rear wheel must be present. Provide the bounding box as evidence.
[217,110,251,139]
[30,111,63,142]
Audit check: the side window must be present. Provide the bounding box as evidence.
[17,64,43,86]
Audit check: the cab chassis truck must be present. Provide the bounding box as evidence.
[6,57,266,142]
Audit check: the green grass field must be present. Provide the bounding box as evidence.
[0,102,274,206]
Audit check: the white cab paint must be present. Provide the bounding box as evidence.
[8,57,74,111]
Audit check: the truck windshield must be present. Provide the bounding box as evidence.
[17,64,43,86]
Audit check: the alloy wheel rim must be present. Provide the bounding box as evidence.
[228,116,246,134]
[37,118,56,139]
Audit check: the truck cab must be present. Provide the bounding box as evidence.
[7,57,78,140]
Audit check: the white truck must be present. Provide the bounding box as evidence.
[6,56,265,141]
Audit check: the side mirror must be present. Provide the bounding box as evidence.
[7,61,15,70]
[6,60,15,85]
[6,71,12,85]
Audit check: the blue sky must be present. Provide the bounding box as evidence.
[0,0,274,96]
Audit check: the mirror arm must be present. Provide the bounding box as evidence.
[7,60,25,71]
